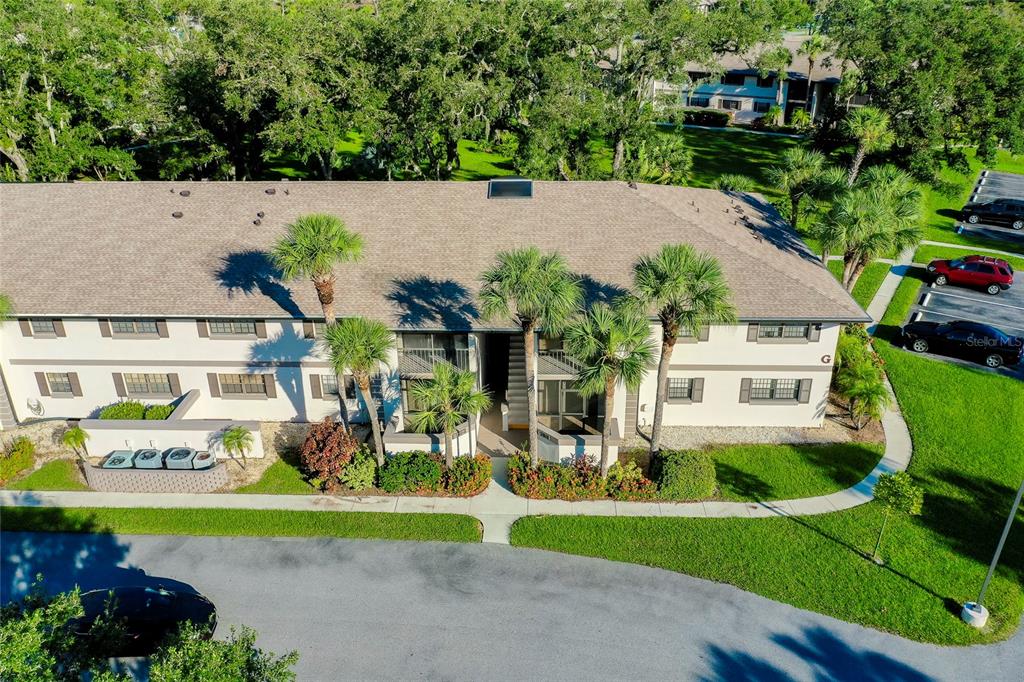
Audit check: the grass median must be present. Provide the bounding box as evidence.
[1,506,482,543]
[827,260,892,309]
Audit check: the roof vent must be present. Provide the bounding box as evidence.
[265,188,277,195]
[171,211,183,219]
[253,219,261,226]
[256,211,265,218]
[487,178,533,199]
[179,190,191,197]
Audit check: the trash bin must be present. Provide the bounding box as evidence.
[192,451,215,470]
[163,447,197,470]
[134,449,164,469]
[102,451,135,469]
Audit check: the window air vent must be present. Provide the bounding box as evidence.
[487,178,533,199]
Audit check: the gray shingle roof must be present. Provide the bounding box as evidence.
[0,180,868,328]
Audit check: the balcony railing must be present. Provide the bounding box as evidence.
[537,350,583,376]
[397,348,470,376]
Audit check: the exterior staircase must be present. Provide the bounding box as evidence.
[0,370,16,430]
[506,334,529,428]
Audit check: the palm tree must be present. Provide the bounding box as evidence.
[712,174,755,193]
[61,426,89,460]
[220,425,255,468]
[767,148,826,232]
[479,247,582,467]
[756,46,792,126]
[631,245,735,455]
[819,165,922,291]
[564,303,655,475]
[407,362,492,468]
[798,34,829,114]
[322,317,394,466]
[843,106,894,186]
[836,361,892,430]
[271,213,364,324]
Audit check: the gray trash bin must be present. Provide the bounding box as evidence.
[164,447,197,470]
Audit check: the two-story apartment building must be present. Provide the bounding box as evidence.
[0,179,867,460]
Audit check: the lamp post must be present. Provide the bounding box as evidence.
[961,476,1024,628]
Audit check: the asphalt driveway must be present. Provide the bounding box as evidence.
[3,532,1022,681]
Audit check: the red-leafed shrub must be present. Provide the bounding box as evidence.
[299,418,360,492]
[506,452,606,500]
[442,454,492,496]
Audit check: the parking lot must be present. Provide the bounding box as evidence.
[907,273,1024,380]
[957,169,1024,246]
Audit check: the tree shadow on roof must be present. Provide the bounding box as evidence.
[386,276,479,330]
[579,275,628,310]
[215,250,302,318]
[737,194,821,264]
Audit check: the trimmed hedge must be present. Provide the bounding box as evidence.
[144,404,175,420]
[507,453,657,501]
[1,437,36,484]
[680,108,731,127]
[443,454,492,496]
[379,451,442,493]
[98,400,145,420]
[651,450,717,501]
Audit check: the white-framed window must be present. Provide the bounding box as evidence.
[750,378,800,401]
[668,378,693,400]
[123,373,172,395]
[209,320,257,336]
[687,96,710,107]
[219,373,267,395]
[111,319,159,335]
[46,372,74,396]
[321,374,339,396]
[31,319,57,335]
[759,323,810,340]
[720,99,742,111]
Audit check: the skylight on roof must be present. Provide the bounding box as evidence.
[487,178,533,199]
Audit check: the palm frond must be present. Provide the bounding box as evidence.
[271,213,363,282]
[321,317,394,375]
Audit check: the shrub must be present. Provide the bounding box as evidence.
[680,108,731,127]
[443,454,492,496]
[379,451,443,494]
[338,447,377,491]
[144,404,175,420]
[1,437,36,484]
[652,450,717,500]
[605,461,657,501]
[507,452,606,500]
[98,400,145,420]
[299,418,360,492]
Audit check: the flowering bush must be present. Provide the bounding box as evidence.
[299,418,360,492]
[442,454,491,496]
[506,452,606,500]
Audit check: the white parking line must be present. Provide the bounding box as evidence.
[915,308,1024,333]
[927,289,1024,312]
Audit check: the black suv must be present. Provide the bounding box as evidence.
[961,198,1024,230]
[902,320,1023,369]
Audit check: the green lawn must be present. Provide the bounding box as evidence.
[235,457,315,495]
[1,506,482,542]
[669,126,799,198]
[6,460,90,491]
[513,268,1024,645]
[913,245,1024,271]
[712,443,884,502]
[919,148,1024,252]
[826,260,891,309]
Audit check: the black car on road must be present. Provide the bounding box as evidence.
[961,198,1024,230]
[71,586,217,656]
[902,320,1023,368]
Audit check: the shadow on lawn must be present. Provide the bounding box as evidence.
[701,625,934,682]
[1,504,197,603]
[716,463,774,501]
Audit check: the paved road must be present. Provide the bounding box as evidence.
[2,532,1021,681]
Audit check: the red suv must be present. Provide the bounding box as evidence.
[927,255,1014,295]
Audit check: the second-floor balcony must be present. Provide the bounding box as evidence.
[397,348,471,376]
[537,350,583,377]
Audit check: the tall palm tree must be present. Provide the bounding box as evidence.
[756,46,792,126]
[631,245,735,455]
[843,106,894,186]
[564,303,655,475]
[272,213,363,424]
[798,34,829,114]
[819,165,922,291]
[479,247,582,467]
[767,148,826,231]
[322,317,395,466]
[272,213,364,324]
[407,362,492,468]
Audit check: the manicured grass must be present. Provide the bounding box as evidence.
[1,506,482,542]
[826,260,892,309]
[513,271,1024,645]
[235,457,315,495]
[913,245,1024,271]
[712,443,884,502]
[6,460,90,491]
[919,148,1024,252]
[671,126,800,198]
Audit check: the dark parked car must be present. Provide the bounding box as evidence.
[926,254,1014,295]
[71,586,216,656]
[961,198,1024,230]
[902,320,1023,368]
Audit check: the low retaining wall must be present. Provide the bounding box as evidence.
[383,418,477,457]
[84,462,229,493]
[537,419,620,463]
